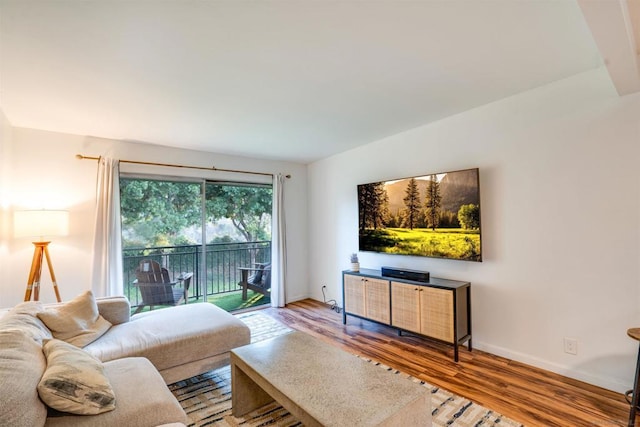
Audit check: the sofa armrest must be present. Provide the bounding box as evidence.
[96,296,130,325]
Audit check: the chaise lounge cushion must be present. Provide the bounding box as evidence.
[84,302,250,379]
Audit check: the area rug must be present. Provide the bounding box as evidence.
[170,311,523,427]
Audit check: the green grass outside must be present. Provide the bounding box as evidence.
[206,290,270,312]
[362,227,481,261]
[130,289,269,315]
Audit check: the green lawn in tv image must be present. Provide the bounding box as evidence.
[358,168,482,261]
[359,228,481,261]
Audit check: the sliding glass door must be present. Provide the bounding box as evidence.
[202,182,272,309]
[119,176,272,312]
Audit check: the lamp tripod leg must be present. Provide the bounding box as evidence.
[43,245,62,303]
[24,242,61,303]
[25,244,44,302]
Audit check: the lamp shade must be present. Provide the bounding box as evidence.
[13,210,69,239]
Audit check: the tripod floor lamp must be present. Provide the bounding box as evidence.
[14,210,69,302]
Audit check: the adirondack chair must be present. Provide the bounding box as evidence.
[238,263,271,300]
[133,259,193,313]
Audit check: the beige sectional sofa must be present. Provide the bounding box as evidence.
[0,293,251,427]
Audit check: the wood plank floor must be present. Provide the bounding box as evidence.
[262,299,632,427]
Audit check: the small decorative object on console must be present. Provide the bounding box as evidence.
[350,253,360,272]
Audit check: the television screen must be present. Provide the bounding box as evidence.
[358,168,481,261]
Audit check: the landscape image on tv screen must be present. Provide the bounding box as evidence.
[358,168,481,261]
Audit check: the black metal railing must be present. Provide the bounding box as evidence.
[122,241,271,309]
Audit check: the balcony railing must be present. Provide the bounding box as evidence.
[123,241,271,309]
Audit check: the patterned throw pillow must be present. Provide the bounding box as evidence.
[37,339,116,415]
[37,290,112,347]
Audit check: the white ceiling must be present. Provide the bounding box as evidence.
[0,1,637,164]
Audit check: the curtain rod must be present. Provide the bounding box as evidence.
[75,154,291,179]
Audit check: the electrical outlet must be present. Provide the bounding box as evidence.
[564,337,578,355]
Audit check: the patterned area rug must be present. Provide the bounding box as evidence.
[170,311,523,427]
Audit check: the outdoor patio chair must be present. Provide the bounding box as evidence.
[133,259,193,313]
[238,263,271,300]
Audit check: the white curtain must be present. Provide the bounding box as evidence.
[91,157,123,297]
[270,173,287,307]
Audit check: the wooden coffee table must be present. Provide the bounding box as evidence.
[231,331,431,427]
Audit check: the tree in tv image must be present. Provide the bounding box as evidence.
[358,168,481,261]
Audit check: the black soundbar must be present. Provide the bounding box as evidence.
[381,266,430,283]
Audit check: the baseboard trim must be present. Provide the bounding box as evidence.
[473,340,630,394]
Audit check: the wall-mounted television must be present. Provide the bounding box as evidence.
[358,168,482,262]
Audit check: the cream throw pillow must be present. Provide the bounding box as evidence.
[38,339,116,415]
[37,291,112,347]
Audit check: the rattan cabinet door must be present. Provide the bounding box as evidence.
[364,277,390,325]
[390,281,420,333]
[344,274,366,318]
[419,287,454,343]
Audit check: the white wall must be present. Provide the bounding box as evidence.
[307,67,640,393]
[0,110,12,296]
[1,129,308,307]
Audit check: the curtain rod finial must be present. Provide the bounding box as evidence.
[75,154,83,159]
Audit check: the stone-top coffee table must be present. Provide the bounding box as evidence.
[231,331,431,427]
